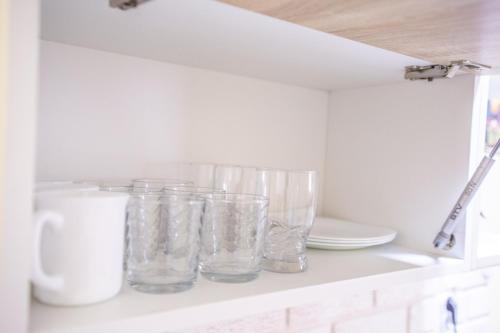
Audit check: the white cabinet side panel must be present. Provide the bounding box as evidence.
[37,41,328,210]
[0,0,39,332]
[324,76,476,255]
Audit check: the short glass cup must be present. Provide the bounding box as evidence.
[258,169,318,273]
[199,193,269,283]
[125,192,205,293]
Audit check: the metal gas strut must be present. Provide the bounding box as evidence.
[434,138,500,250]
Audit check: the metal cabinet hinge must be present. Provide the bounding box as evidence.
[405,60,491,81]
[109,0,151,10]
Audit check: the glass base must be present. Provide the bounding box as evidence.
[201,271,259,283]
[128,280,194,294]
[261,256,308,273]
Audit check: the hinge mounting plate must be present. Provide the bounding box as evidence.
[405,60,491,81]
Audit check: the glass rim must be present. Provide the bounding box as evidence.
[255,168,317,175]
[128,192,161,197]
[128,191,205,202]
[162,186,225,194]
[160,192,206,203]
[132,178,193,183]
[99,185,133,192]
[202,192,269,203]
[214,164,259,170]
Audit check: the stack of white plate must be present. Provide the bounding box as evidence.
[307,217,397,250]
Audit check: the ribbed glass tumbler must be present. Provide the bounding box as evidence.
[125,192,205,293]
[259,169,318,273]
[199,193,269,283]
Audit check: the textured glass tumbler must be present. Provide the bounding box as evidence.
[259,170,318,273]
[200,194,269,283]
[126,193,204,293]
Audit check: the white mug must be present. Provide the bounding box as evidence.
[32,191,129,306]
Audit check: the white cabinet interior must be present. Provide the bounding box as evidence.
[3,0,491,332]
[37,42,328,182]
[324,76,478,257]
[38,40,479,258]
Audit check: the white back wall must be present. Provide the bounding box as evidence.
[324,76,476,255]
[37,41,328,204]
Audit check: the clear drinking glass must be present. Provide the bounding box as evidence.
[144,162,216,188]
[132,178,193,192]
[186,163,217,188]
[163,185,225,195]
[259,169,318,273]
[199,193,269,283]
[213,165,266,195]
[126,192,204,293]
[170,163,217,188]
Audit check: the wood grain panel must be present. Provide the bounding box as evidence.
[219,0,500,68]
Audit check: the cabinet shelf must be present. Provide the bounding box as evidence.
[30,245,463,333]
[2,0,487,332]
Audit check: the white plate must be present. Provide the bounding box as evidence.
[306,238,395,250]
[308,233,395,241]
[306,242,382,250]
[309,217,397,242]
[307,235,395,245]
[308,233,395,242]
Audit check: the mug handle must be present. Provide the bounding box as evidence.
[32,211,65,290]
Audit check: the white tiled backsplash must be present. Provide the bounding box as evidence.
[168,267,500,333]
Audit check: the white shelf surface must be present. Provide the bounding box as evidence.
[30,245,463,333]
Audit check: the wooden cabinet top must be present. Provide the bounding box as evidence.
[220,0,500,69]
